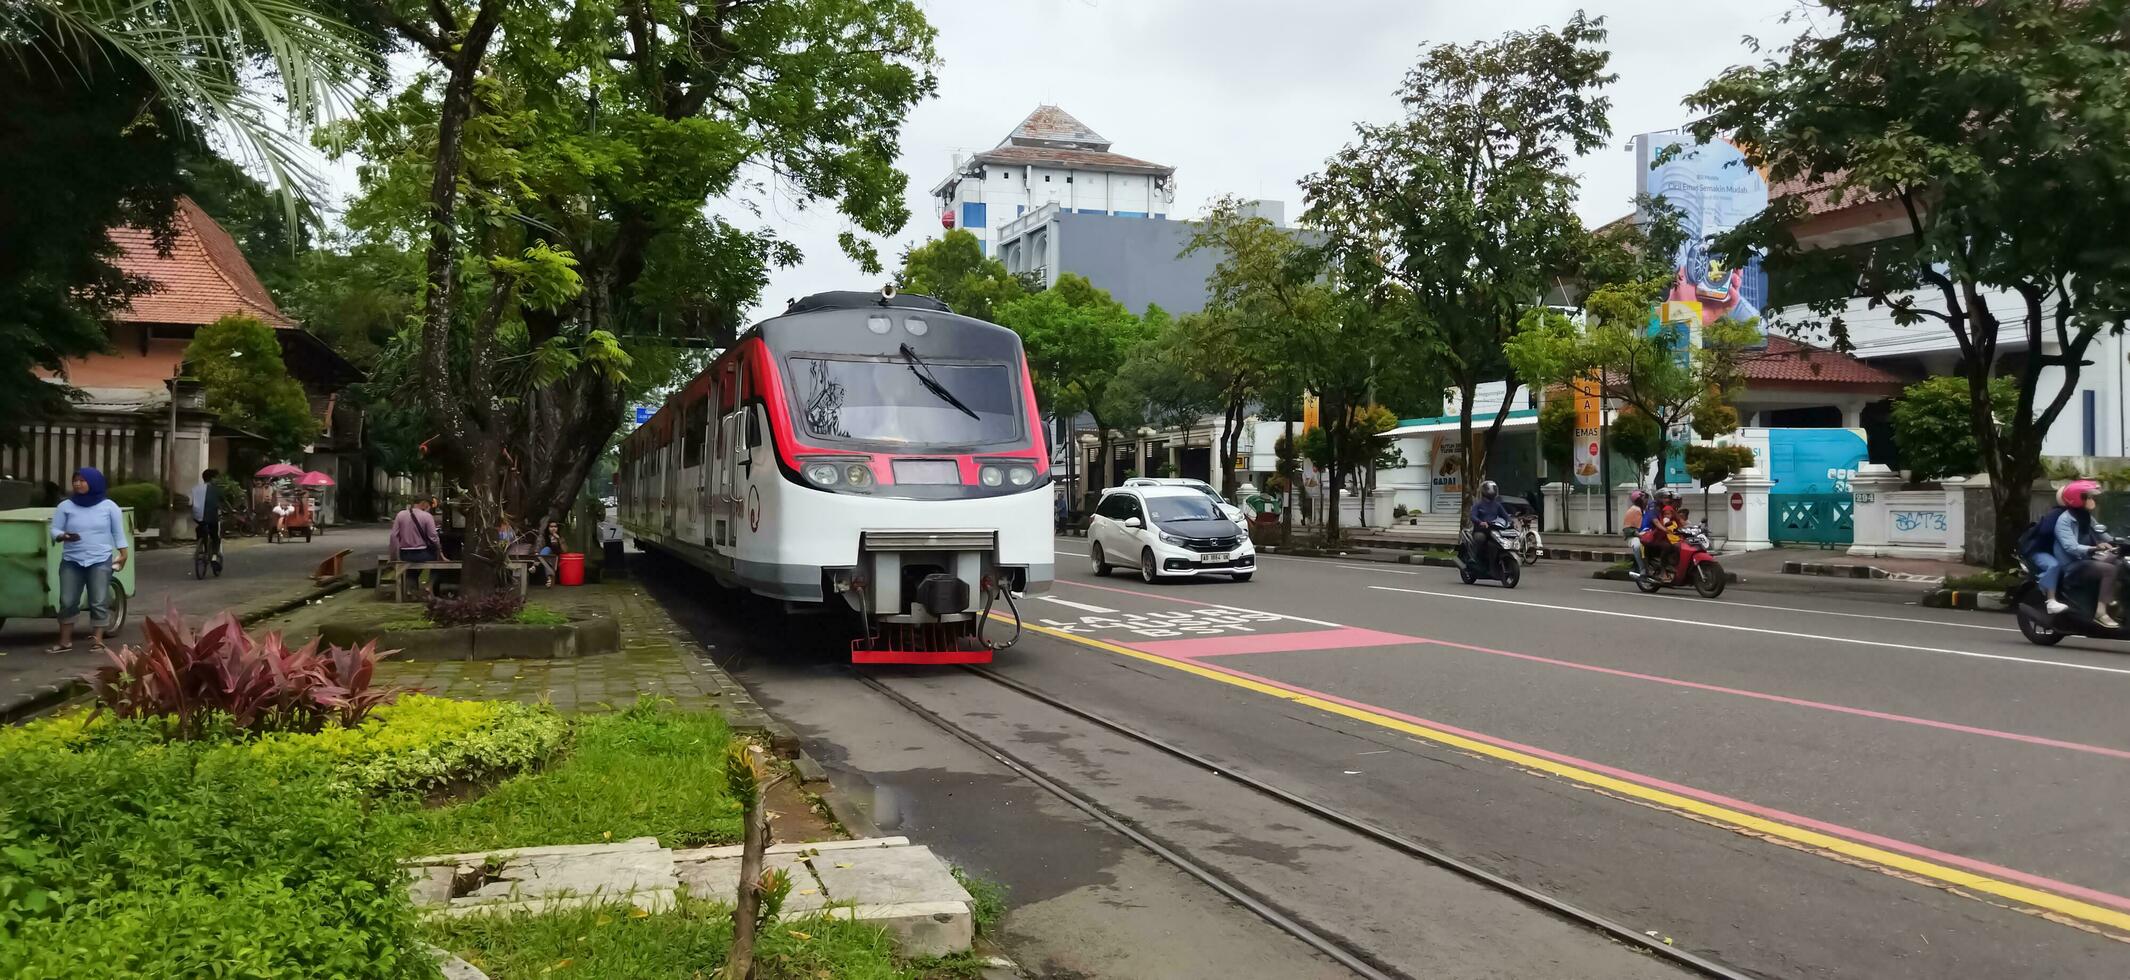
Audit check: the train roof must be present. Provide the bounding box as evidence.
[781,290,951,316]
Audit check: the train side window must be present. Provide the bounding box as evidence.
[746,406,763,449]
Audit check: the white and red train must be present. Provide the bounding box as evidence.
[617,288,1052,663]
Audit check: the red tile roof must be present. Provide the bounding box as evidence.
[107,196,294,328]
[1740,335,1905,389]
[972,144,1174,176]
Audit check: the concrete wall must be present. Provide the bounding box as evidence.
[1053,211,1219,314]
[937,165,1172,253]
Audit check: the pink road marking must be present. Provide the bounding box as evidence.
[1131,627,1419,658]
[1414,637,2130,762]
[1147,651,2130,914]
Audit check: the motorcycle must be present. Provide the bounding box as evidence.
[2010,547,2129,646]
[1516,513,1543,566]
[1458,518,1523,589]
[1631,523,1726,598]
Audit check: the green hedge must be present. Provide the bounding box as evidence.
[0,697,570,978]
[105,481,164,525]
[0,720,430,979]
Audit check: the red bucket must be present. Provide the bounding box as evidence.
[557,552,585,586]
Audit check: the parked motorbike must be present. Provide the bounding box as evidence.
[1516,513,1542,565]
[1631,523,1726,598]
[2010,548,2129,646]
[1458,519,1523,589]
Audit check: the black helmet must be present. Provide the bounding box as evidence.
[1479,480,1499,499]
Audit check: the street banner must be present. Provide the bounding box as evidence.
[1572,378,1603,486]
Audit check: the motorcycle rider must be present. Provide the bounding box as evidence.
[1622,490,1650,576]
[1641,489,1683,580]
[2043,479,2118,626]
[1466,480,1509,569]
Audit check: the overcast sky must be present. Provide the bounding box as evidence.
[322,1,1807,321]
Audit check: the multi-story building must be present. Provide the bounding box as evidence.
[929,105,1177,257]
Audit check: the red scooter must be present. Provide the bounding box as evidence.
[1632,522,1726,598]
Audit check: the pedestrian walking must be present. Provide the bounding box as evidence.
[47,467,129,653]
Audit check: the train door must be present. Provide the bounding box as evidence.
[677,396,708,543]
[711,359,743,551]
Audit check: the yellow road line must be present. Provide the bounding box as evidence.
[1014,619,2130,935]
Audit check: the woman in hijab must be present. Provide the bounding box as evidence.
[47,467,130,652]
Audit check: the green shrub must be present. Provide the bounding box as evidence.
[951,867,1007,936]
[0,720,429,979]
[234,695,569,798]
[1944,569,2019,592]
[105,481,163,525]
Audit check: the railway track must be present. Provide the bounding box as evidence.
[854,663,1758,980]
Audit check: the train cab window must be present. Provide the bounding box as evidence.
[789,354,1020,448]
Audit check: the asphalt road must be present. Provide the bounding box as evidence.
[653,543,2130,978]
[0,525,388,712]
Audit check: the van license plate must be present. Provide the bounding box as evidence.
[1199,553,1228,564]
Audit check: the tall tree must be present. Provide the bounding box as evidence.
[996,274,1156,503]
[184,314,322,458]
[1685,0,2130,565]
[1,0,367,435]
[1182,196,1325,499]
[896,229,1030,322]
[1303,11,1615,490]
[336,0,938,592]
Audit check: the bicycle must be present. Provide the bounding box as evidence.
[193,520,224,579]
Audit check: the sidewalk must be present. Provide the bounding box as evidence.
[0,523,390,721]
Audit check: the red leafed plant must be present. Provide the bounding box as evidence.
[86,603,410,739]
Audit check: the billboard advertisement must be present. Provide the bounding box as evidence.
[1634,131,1769,329]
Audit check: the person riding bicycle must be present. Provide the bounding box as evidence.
[189,468,223,564]
[1466,480,1510,567]
[2038,480,2118,626]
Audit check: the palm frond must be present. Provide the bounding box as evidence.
[12,0,379,224]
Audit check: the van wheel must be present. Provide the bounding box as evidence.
[1090,543,1112,577]
[1231,572,1253,583]
[1140,549,1160,584]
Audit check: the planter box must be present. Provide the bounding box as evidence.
[320,616,621,662]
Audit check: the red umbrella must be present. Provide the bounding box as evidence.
[256,462,304,478]
[298,471,336,488]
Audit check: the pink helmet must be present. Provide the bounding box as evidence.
[2061,479,2102,507]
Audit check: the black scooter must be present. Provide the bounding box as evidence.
[2010,549,2130,646]
[1457,519,1522,589]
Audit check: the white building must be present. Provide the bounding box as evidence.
[929,106,1177,256]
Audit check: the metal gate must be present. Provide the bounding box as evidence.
[1771,493,1854,546]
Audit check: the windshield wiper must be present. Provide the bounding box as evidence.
[899,343,980,421]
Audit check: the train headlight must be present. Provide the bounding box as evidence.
[1006,466,1035,486]
[803,462,842,487]
[845,463,874,487]
[979,466,1005,487]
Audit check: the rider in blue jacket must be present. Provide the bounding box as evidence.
[1466,481,1509,566]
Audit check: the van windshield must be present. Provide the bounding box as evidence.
[1146,496,1223,524]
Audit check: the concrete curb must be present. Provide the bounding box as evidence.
[1920,588,2014,613]
[1,575,357,726]
[1781,560,1947,585]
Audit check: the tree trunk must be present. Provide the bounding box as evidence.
[1991,442,2044,569]
[724,772,768,980]
[1281,415,1295,542]
[1322,395,1344,544]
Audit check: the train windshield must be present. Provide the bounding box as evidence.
[788,354,1023,448]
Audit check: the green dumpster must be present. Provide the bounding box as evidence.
[0,508,139,634]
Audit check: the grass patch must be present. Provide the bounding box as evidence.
[1422,548,1456,562]
[427,892,923,980]
[1944,569,2020,592]
[950,867,1006,936]
[512,602,571,625]
[401,697,742,854]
